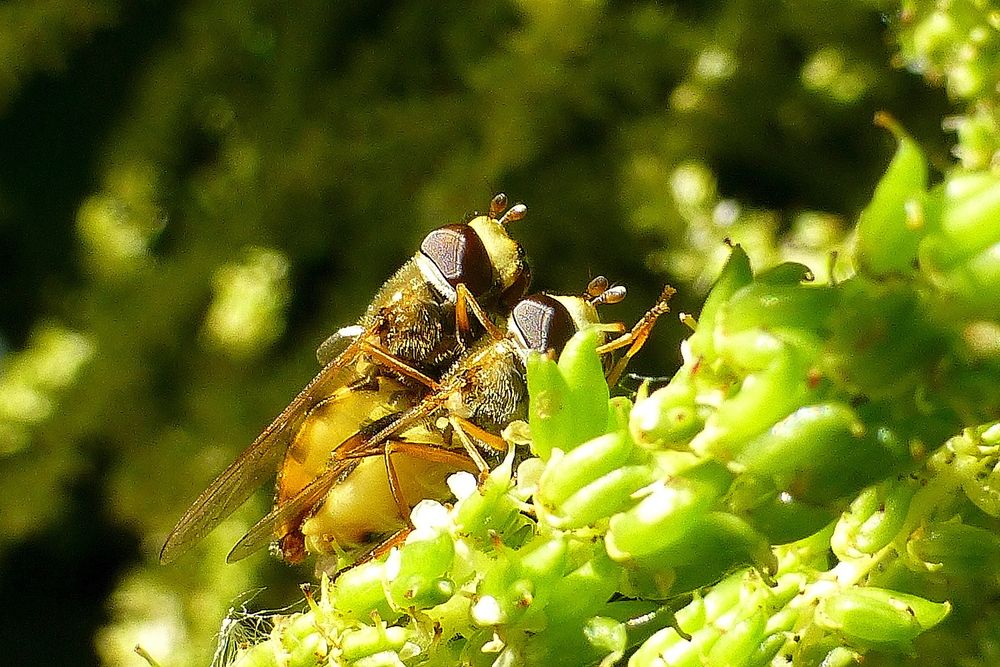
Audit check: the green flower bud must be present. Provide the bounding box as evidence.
[816,587,951,644]
[832,478,915,558]
[954,451,1000,518]
[721,282,836,335]
[537,430,647,511]
[629,624,723,667]
[333,561,396,622]
[548,464,657,530]
[701,573,747,622]
[755,262,815,285]
[630,374,703,448]
[816,646,864,667]
[908,521,1000,576]
[339,624,408,663]
[454,454,524,544]
[527,352,574,460]
[286,629,327,667]
[688,244,753,360]
[559,328,610,447]
[747,632,789,666]
[737,481,838,545]
[519,535,569,585]
[607,395,633,432]
[648,513,776,593]
[929,240,1000,314]
[472,548,533,627]
[231,642,280,667]
[735,403,908,504]
[855,119,928,277]
[351,652,406,667]
[704,610,767,667]
[583,616,627,664]
[606,461,731,561]
[694,332,814,460]
[922,171,1000,271]
[547,547,620,623]
[386,528,456,610]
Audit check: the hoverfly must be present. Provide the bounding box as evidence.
[226,277,675,566]
[160,194,530,564]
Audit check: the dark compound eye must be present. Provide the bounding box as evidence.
[511,294,576,354]
[419,224,493,296]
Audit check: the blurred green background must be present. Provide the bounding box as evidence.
[0,0,967,664]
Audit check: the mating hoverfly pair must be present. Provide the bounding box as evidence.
[160,194,671,569]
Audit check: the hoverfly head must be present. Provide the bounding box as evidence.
[417,193,529,305]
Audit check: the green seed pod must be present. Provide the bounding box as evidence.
[607,395,633,432]
[721,282,836,335]
[333,561,396,622]
[231,642,280,667]
[386,529,456,610]
[547,547,620,624]
[735,403,908,504]
[755,261,815,285]
[629,373,703,448]
[694,332,813,460]
[704,610,767,667]
[832,478,915,558]
[642,512,776,593]
[816,587,951,644]
[606,461,731,561]
[546,464,656,530]
[536,430,647,511]
[922,171,1000,270]
[351,652,406,667]
[855,120,928,277]
[558,328,611,447]
[629,624,723,667]
[688,244,754,360]
[526,352,574,460]
[339,624,408,663]
[908,521,1000,576]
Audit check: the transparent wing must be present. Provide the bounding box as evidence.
[159,336,370,564]
[316,325,364,365]
[225,431,380,562]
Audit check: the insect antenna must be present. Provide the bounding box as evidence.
[488,193,508,218]
[587,277,627,306]
[498,203,527,226]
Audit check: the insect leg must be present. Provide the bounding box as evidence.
[597,285,676,386]
[448,416,508,484]
[455,283,507,342]
[352,527,412,569]
[357,340,441,389]
[449,415,508,453]
[382,439,480,524]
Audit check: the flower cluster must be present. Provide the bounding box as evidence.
[222,141,999,662]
